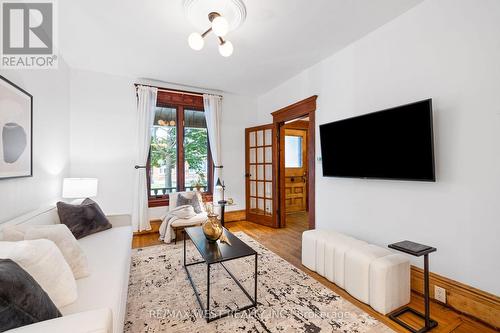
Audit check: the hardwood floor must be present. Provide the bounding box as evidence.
[132,214,496,333]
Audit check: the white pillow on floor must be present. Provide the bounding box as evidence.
[0,239,78,308]
[3,224,90,279]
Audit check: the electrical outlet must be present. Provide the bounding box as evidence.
[434,285,446,303]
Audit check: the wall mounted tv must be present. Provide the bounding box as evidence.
[319,99,435,181]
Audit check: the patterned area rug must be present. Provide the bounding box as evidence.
[125,232,393,333]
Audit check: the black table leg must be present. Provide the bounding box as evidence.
[220,204,225,227]
[206,263,210,322]
[424,253,431,328]
[254,253,258,306]
[183,231,186,266]
[389,253,438,333]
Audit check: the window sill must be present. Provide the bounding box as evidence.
[148,193,213,208]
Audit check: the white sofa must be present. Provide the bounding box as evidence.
[302,229,410,315]
[0,205,132,333]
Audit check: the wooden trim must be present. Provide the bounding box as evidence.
[224,210,246,222]
[133,219,162,235]
[272,96,317,230]
[308,110,316,230]
[134,83,223,98]
[411,265,500,329]
[177,105,185,191]
[271,96,318,122]
[283,120,309,130]
[278,126,286,226]
[156,90,204,109]
[149,198,169,207]
[272,123,279,228]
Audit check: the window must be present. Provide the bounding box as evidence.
[148,91,213,206]
[150,107,178,195]
[285,135,303,168]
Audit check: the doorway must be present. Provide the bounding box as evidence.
[244,96,317,229]
[282,119,309,229]
[273,96,317,230]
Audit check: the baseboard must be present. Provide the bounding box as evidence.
[410,265,500,329]
[133,220,161,235]
[225,210,246,222]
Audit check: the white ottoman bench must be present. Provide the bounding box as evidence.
[332,238,367,288]
[370,254,410,314]
[301,229,410,316]
[301,230,321,271]
[315,230,344,276]
[302,229,340,273]
[323,232,352,282]
[344,244,392,303]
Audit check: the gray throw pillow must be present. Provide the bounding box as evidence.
[56,198,112,239]
[177,193,202,213]
[0,259,62,332]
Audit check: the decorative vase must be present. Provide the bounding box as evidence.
[2,123,27,164]
[202,213,223,242]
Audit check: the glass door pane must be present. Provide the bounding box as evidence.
[246,125,275,225]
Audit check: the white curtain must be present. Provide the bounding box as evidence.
[203,94,223,204]
[132,85,157,232]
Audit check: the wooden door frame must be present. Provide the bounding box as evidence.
[272,95,317,230]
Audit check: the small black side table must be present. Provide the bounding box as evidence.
[388,240,438,333]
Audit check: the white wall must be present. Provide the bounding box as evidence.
[0,62,71,222]
[69,69,136,215]
[257,0,500,295]
[69,69,255,219]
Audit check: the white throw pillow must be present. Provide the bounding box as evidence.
[2,224,32,241]
[24,224,90,279]
[0,239,78,308]
[2,224,90,279]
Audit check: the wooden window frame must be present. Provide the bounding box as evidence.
[148,91,213,207]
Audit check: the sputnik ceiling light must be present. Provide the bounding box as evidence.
[184,0,246,57]
[188,12,234,57]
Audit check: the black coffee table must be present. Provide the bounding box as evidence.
[183,226,258,322]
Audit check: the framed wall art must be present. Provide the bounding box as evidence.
[0,75,33,180]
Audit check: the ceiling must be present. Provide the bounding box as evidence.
[59,0,423,95]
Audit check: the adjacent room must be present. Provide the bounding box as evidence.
[1,0,499,332]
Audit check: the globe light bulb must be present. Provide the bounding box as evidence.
[219,40,234,57]
[188,32,204,51]
[212,16,229,37]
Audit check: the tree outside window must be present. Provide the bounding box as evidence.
[148,104,212,203]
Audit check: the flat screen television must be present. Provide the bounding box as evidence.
[319,99,435,181]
